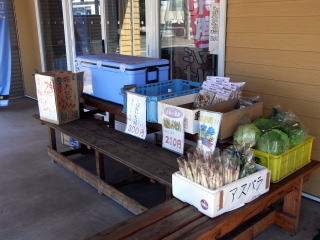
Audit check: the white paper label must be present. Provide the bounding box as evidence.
[35,75,58,122]
[125,92,147,139]
[198,110,222,154]
[119,64,126,72]
[162,107,185,154]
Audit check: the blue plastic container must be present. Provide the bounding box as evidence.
[75,54,169,104]
[123,79,202,122]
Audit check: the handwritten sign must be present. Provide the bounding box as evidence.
[125,92,147,139]
[35,74,58,122]
[222,171,268,212]
[162,107,185,154]
[209,1,220,54]
[198,110,222,154]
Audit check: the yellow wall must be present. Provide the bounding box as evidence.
[225,0,320,196]
[13,0,41,98]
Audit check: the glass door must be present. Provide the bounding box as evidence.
[71,0,103,56]
[36,0,68,71]
[159,0,224,82]
[104,0,146,56]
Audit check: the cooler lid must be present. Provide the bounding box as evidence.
[75,53,169,69]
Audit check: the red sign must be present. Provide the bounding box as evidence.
[189,0,220,48]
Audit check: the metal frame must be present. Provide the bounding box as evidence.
[146,0,160,58]
[62,0,76,71]
[217,0,227,76]
[33,0,46,72]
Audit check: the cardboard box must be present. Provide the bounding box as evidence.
[158,94,263,139]
[172,165,270,218]
[35,71,82,125]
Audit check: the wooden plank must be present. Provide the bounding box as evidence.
[166,161,320,240]
[48,148,147,215]
[89,199,187,240]
[242,91,320,119]
[43,117,178,187]
[226,74,320,102]
[228,0,320,17]
[230,211,276,240]
[226,47,320,71]
[95,151,105,181]
[123,206,203,240]
[227,16,320,34]
[274,212,297,234]
[226,33,320,53]
[226,62,320,86]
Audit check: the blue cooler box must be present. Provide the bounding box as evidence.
[75,54,169,104]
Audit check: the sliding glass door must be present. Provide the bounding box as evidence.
[104,0,146,56]
[71,0,103,56]
[159,0,225,81]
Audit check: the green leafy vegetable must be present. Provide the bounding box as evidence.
[234,124,261,147]
[256,129,290,155]
[253,117,277,133]
[278,120,306,147]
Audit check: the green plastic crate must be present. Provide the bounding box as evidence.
[253,136,314,183]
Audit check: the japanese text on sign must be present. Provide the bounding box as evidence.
[162,107,185,154]
[35,75,58,122]
[125,92,147,140]
[198,110,222,154]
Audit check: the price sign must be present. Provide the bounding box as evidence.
[198,110,222,154]
[162,107,185,154]
[125,92,147,139]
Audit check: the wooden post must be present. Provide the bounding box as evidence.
[108,113,115,129]
[274,179,303,235]
[95,151,105,182]
[48,127,57,151]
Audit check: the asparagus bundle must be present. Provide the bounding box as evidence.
[177,148,237,190]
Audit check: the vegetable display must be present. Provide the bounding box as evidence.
[233,107,307,155]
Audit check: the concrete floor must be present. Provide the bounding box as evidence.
[0,98,319,240]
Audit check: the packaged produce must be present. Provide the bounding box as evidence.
[177,145,257,190]
[256,129,290,155]
[253,117,277,133]
[194,76,246,108]
[233,123,261,147]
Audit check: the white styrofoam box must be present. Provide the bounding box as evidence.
[172,165,270,218]
[158,94,199,134]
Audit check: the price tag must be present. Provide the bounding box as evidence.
[198,110,222,154]
[162,107,185,154]
[125,92,147,139]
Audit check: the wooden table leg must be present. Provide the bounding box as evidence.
[275,179,303,235]
[166,186,173,200]
[108,113,115,129]
[48,127,57,151]
[95,151,105,183]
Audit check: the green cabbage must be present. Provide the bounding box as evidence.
[234,124,261,147]
[256,129,289,155]
[253,117,277,133]
[278,120,306,147]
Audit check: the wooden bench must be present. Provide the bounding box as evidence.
[89,161,320,240]
[40,116,179,215]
